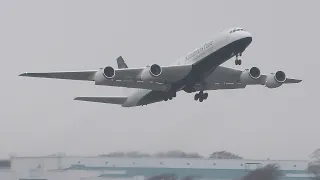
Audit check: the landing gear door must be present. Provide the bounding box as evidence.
[245,163,262,172]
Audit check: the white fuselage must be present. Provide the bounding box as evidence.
[122,27,252,107]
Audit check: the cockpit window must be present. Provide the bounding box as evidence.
[230,28,244,33]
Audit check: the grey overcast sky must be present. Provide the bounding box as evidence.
[0,0,318,160]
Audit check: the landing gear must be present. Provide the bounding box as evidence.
[235,53,242,65]
[194,91,208,102]
[235,59,242,65]
[164,91,176,101]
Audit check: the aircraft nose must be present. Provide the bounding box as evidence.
[237,32,252,51]
[246,36,252,44]
[243,31,252,45]
[243,31,252,39]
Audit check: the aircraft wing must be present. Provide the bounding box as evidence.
[19,71,97,81]
[198,66,302,91]
[19,70,170,91]
[19,64,191,91]
[20,64,192,82]
[194,83,247,91]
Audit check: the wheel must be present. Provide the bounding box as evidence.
[194,93,199,101]
[203,93,208,100]
[169,97,172,100]
[235,59,241,65]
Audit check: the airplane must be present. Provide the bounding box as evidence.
[19,27,302,107]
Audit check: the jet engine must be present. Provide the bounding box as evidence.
[265,71,286,88]
[103,66,115,79]
[94,66,116,85]
[240,67,261,84]
[140,64,163,81]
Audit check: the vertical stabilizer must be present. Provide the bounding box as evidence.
[116,56,134,96]
[117,56,128,69]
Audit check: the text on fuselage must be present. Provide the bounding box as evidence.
[186,40,214,60]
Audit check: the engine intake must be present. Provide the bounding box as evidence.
[149,64,162,77]
[275,70,286,83]
[240,67,261,84]
[140,64,162,81]
[103,66,115,78]
[265,71,286,88]
[249,67,261,79]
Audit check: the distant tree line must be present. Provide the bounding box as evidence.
[310,148,320,161]
[99,150,242,159]
[209,151,243,159]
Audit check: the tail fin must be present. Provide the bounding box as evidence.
[117,56,128,69]
[116,56,135,96]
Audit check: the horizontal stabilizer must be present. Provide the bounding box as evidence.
[74,96,127,105]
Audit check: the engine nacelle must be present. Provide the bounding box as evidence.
[240,67,261,84]
[140,64,162,81]
[94,66,116,85]
[265,71,286,88]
